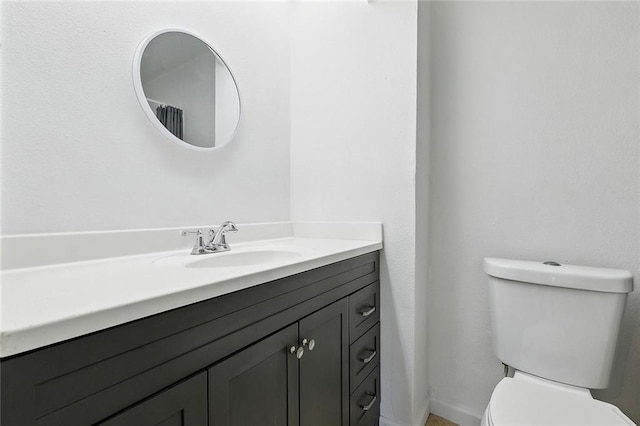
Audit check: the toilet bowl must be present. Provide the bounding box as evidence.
[481,371,634,426]
[483,258,635,426]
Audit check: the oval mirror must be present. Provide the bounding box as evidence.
[133,30,241,150]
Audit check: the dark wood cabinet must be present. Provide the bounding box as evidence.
[299,298,349,426]
[209,324,299,426]
[349,369,380,426]
[99,373,208,426]
[209,298,350,426]
[0,252,380,426]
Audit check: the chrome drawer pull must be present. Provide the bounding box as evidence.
[359,306,376,317]
[360,393,377,411]
[359,349,376,364]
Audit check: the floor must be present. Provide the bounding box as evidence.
[425,414,458,426]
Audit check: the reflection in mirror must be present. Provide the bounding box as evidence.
[134,30,240,150]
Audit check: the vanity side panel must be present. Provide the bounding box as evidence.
[0,251,379,426]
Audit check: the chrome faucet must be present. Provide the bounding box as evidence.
[206,221,238,252]
[182,221,239,255]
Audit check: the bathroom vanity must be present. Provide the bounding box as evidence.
[0,227,382,426]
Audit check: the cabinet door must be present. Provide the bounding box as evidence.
[208,324,299,426]
[299,298,349,426]
[98,372,207,426]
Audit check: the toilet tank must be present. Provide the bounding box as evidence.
[484,258,633,389]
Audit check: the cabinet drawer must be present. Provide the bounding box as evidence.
[349,323,380,393]
[349,282,380,343]
[349,368,380,426]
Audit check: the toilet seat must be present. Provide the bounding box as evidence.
[485,371,635,426]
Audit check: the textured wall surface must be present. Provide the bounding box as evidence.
[426,1,640,422]
[289,3,423,425]
[1,1,291,234]
[415,0,432,423]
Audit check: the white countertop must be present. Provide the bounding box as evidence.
[1,227,382,358]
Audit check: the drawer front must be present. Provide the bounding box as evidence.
[349,368,380,426]
[349,282,380,343]
[349,323,380,393]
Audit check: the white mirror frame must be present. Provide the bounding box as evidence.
[132,29,241,152]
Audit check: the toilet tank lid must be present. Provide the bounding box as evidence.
[484,258,633,293]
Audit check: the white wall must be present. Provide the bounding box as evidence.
[415,0,432,423]
[290,2,425,425]
[426,1,640,423]
[1,1,291,234]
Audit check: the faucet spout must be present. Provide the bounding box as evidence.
[206,221,238,252]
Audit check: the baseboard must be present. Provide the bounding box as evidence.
[416,400,431,426]
[429,397,483,426]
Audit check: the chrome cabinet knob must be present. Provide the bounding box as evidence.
[289,345,304,359]
[302,338,316,351]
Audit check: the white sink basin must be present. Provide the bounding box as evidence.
[185,249,303,269]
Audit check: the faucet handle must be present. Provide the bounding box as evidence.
[182,229,209,255]
[181,229,203,238]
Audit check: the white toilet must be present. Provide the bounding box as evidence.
[482,258,636,426]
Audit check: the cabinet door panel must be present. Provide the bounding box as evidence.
[97,372,207,426]
[209,324,299,426]
[299,298,349,426]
